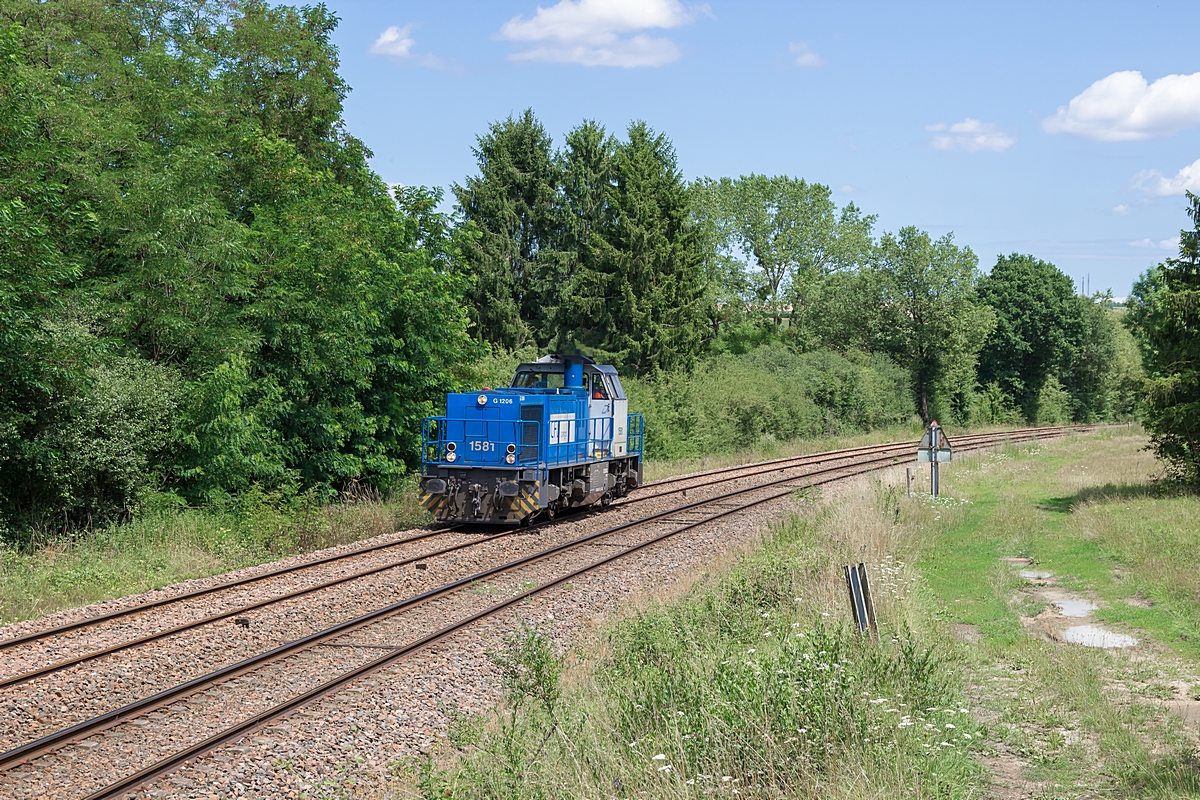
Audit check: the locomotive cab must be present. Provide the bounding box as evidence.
[418,355,644,524]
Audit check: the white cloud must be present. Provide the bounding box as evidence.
[371,25,415,57]
[496,0,695,67]
[369,25,458,72]
[839,185,854,193]
[789,42,825,68]
[1043,71,1200,141]
[1130,236,1180,251]
[1112,204,1130,215]
[1132,157,1200,196]
[926,118,1016,152]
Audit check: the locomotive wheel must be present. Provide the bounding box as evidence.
[600,492,613,508]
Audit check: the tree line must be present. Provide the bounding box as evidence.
[460,110,1141,427]
[0,0,1176,539]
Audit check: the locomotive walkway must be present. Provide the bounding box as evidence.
[0,426,1094,799]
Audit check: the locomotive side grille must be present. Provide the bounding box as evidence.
[520,404,543,420]
[522,423,539,445]
[519,445,538,461]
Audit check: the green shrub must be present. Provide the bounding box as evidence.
[7,356,183,534]
[1035,375,1073,425]
[970,382,1023,426]
[626,344,914,459]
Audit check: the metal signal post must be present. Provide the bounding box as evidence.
[917,420,952,498]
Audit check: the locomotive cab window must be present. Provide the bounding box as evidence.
[512,371,564,389]
[589,374,609,400]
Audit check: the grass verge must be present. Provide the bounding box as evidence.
[0,482,429,626]
[394,427,1200,799]
[400,468,987,799]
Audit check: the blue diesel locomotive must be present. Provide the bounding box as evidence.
[418,355,644,524]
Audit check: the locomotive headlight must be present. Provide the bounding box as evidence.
[506,444,516,454]
[477,394,488,406]
[445,441,456,452]
[505,453,516,464]
[446,451,457,463]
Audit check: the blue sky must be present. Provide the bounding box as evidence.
[329,0,1200,297]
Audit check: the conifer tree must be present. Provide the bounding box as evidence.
[453,110,561,348]
[561,122,706,375]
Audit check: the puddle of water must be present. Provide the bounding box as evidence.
[1020,570,1053,580]
[1063,625,1137,648]
[1055,599,1098,617]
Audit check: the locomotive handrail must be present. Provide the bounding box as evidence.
[627,413,645,456]
[422,411,640,469]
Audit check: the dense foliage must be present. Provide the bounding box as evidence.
[0,1,473,535]
[975,254,1140,423]
[625,345,914,460]
[1127,191,1200,483]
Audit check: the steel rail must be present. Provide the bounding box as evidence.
[626,426,1092,503]
[0,525,459,651]
[0,435,922,687]
[0,425,1068,689]
[78,425,1079,800]
[639,424,1089,489]
[0,425,1077,779]
[0,423,1085,654]
[0,444,939,772]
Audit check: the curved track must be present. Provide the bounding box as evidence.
[0,425,1082,694]
[0,425,1094,799]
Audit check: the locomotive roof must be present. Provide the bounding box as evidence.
[515,354,618,375]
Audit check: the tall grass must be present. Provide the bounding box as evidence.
[413,475,988,799]
[0,479,429,626]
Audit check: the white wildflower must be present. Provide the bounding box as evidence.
[652,754,667,760]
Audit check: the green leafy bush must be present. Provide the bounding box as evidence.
[626,344,914,459]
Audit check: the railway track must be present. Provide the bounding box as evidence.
[0,422,1083,661]
[0,425,1081,697]
[0,425,1093,799]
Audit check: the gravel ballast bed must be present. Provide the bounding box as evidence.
[1,457,902,800]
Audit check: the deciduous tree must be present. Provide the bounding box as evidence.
[868,228,994,422]
[1127,191,1200,482]
[976,254,1081,420]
